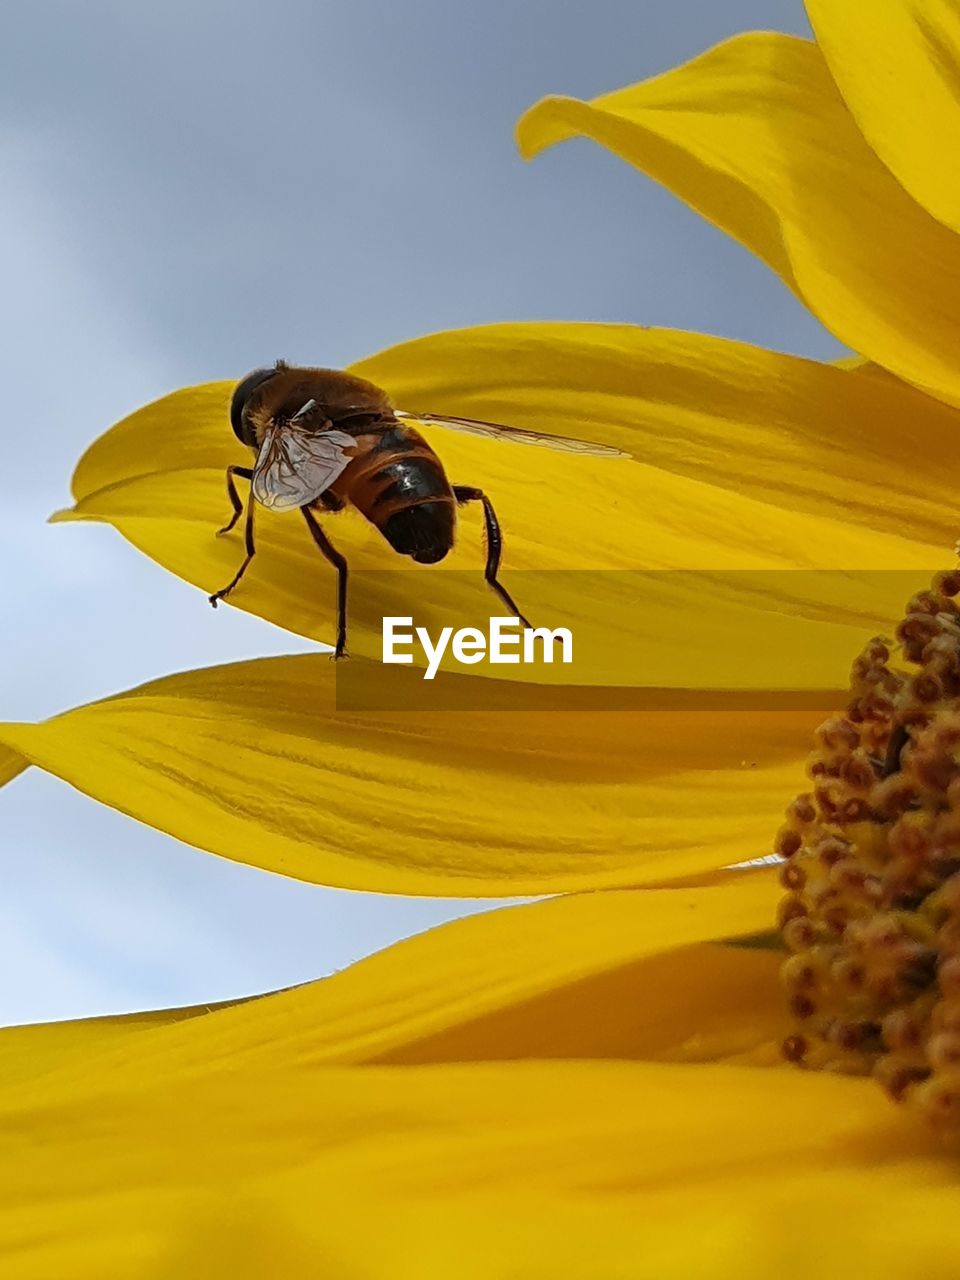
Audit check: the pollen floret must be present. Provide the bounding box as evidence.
[778,570,960,1137]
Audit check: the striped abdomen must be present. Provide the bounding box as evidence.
[329,424,456,564]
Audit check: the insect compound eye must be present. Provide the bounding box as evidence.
[230,365,280,445]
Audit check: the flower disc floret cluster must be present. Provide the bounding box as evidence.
[778,571,960,1137]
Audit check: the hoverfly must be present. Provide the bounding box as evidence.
[211,361,624,657]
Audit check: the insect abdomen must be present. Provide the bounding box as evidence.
[341,426,456,564]
[380,501,455,564]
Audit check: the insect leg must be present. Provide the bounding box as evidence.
[218,465,254,535]
[453,485,532,629]
[209,485,256,607]
[301,506,349,659]
[315,489,346,513]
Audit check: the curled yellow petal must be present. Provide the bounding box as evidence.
[58,325,948,677]
[518,35,960,408]
[807,0,960,234]
[0,655,824,892]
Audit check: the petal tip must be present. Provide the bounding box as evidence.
[47,506,79,525]
[514,96,577,160]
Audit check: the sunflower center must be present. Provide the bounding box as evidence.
[778,570,960,1135]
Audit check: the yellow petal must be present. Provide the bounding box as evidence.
[0,1016,948,1277]
[0,1001,238,1091]
[0,878,935,1277]
[0,875,774,1076]
[0,879,781,1158]
[518,35,960,409]
[807,0,960,234]
[59,326,951,679]
[0,746,25,788]
[353,324,960,550]
[383,941,783,1068]
[0,655,823,892]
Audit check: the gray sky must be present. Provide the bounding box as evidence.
[0,0,835,1024]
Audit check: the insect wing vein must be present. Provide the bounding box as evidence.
[394,410,626,458]
[251,425,357,511]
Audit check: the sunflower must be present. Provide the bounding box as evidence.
[4,1,960,1274]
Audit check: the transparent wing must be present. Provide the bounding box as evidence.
[394,409,627,458]
[251,424,358,512]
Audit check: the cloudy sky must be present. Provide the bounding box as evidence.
[1,0,839,1024]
